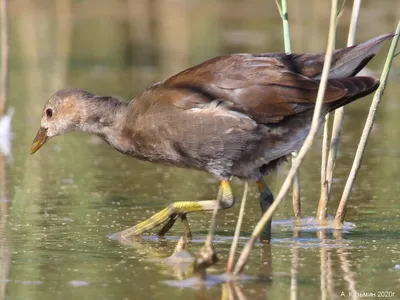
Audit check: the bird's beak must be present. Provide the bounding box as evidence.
[30,127,49,154]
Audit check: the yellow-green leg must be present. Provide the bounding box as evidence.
[193,180,235,276]
[115,180,236,240]
[157,214,178,237]
[179,214,192,239]
[157,213,192,239]
[256,178,274,242]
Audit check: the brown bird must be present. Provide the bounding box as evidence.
[31,33,392,241]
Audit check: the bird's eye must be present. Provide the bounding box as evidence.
[46,108,53,118]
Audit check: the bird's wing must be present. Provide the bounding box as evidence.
[160,54,350,123]
[143,34,392,123]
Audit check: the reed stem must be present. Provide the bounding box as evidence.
[334,21,400,227]
[226,182,248,273]
[276,0,301,217]
[317,0,360,221]
[0,0,9,116]
[234,0,339,274]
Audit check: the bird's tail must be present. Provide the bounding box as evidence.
[294,33,394,80]
[326,76,379,112]
[320,33,394,79]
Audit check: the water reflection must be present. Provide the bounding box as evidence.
[0,153,11,300]
[290,240,300,300]
[112,224,365,300]
[335,235,357,298]
[221,281,249,300]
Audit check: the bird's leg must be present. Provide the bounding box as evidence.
[116,201,215,240]
[158,213,192,239]
[180,214,192,240]
[193,180,235,275]
[256,178,274,242]
[157,214,178,237]
[115,180,235,241]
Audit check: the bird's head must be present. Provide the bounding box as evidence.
[30,89,93,154]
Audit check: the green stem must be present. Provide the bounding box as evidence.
[0,0,9,116]
[281,0,291,53]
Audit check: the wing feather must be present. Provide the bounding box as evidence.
[161,54,347,123]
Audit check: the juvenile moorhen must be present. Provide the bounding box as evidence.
[31,33,392,241]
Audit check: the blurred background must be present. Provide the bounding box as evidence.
[1,0,400,299]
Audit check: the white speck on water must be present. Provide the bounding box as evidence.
[68,280,90,287]
[0,107,14,158]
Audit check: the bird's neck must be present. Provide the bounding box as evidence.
[78,95,129,144]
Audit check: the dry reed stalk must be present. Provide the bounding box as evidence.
[234,0,339,274]
[319,114,330,221]
[317,0,362,221]
[226,182,248,273]
[334,21,400,227]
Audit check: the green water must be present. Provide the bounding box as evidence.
[1,1,400,299]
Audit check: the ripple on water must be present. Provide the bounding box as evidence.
[68,280,91,287]
[163,272,259,288]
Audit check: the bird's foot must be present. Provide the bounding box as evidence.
[114,201,215,240]
[193,243,218,278]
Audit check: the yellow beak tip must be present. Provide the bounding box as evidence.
[30,127,48,154]
[30,145,39,155]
